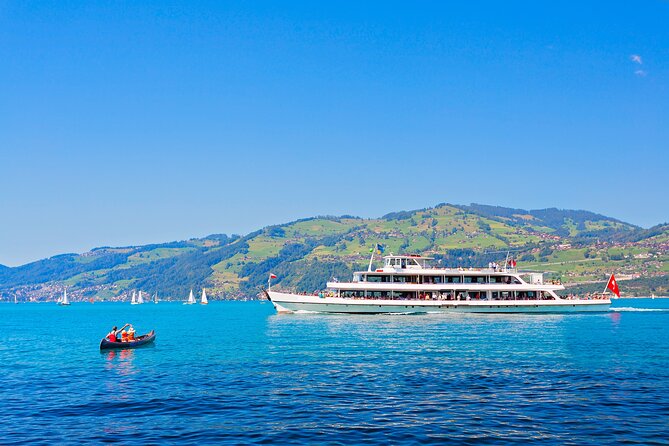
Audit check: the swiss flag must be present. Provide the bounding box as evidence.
[606,274,620,298]
[269,273,277,280]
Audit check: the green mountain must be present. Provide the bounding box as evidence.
[2,203,667,301]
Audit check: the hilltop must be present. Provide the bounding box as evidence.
[1,203,667,301]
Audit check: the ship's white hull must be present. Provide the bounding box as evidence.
[267,291,610,314]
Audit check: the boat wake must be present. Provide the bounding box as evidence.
[611,307,668,312]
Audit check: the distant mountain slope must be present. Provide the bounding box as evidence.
[452,203,636,237]
[1,203,667,301]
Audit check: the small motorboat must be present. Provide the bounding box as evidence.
[99,330,156,350]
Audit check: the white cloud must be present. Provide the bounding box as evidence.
[635,69,647,77]
[630,54,643,65]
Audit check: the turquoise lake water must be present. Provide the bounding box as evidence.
[1,299,668,444]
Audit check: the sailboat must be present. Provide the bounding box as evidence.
[137,290,145,304]
[130,291,139,305]
[200,288,209,305]
[184,289,196,305]
[58,288,71,306]
[14,295,18,304]
[154,292,159,304]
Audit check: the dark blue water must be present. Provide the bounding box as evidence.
[1,299,668,445]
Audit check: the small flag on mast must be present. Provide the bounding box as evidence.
[368,243,385,254]
[269,273,277,280]
[606,274,620,297]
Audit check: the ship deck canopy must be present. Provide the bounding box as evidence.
[383,254,433,269]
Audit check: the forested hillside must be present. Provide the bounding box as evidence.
[2,203,667,301]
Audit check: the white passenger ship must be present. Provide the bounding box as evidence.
[266,254,611,314]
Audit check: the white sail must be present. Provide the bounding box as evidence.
[14,295,17,304]
[59,288,70,306]
[185,289,196,304]
[154,292,159,304]
[131,290,138,305]
[201,288,208,305]
[138,290,144,304]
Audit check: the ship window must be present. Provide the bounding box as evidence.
[393,291,414,300]
[366,275,382,282]
[516,291,536,300]
[444,276,461,283]
[464,276,486,284]
[368,290,392,299]
[422,275,443,284]
[392,275,417,283]
[468,291,484,300]
[441,291,455,300]
[341,290,365,298]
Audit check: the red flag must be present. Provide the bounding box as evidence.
[269,273,277,279]
[606,274,620,297]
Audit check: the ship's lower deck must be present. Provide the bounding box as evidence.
[267,291,611,314]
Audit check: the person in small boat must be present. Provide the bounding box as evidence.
[107,324,130,342]
[127,326,136,341]
[121,329,130,342]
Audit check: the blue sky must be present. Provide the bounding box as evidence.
[1,1,668,266]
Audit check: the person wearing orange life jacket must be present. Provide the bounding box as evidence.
[127,326,136,341]
[107,323,130,342]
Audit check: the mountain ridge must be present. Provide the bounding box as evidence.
[1,203,667,301]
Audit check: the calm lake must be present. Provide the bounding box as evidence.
[1,299,668,444]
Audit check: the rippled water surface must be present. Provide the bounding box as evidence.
[1,299,669,444]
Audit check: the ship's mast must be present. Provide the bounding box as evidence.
[367,249,375,272]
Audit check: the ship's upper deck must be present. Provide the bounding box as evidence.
[350,254,548,286]
[365,254,521,274]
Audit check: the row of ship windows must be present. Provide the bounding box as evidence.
[360,275,522,284]
[339,290,551,300]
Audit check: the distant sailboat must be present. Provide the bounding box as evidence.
[58,288,70,306]
[14,295,18,304]
[131,291,139,305]
[154,292,159,304]
[200,288,208,305]
[138,290,144,304]
[184,289,196,305]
